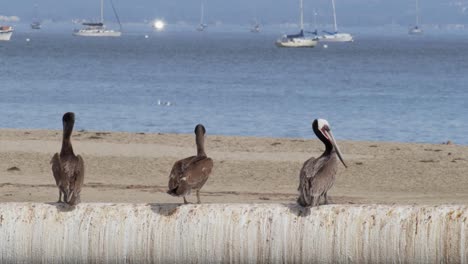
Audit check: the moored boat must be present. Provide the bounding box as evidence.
[0,26,13,41]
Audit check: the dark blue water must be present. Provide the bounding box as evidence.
[1,27,468,144]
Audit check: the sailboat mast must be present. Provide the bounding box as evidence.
[101,0,104,23]
[200,2,204,25]
[331,0,338,32]
[300,0,304,31]
[416,0,420,26]
[313,9,317,31]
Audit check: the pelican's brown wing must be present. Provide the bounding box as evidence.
[67,155,85,205]
[168,156,196,191]
[73,155,85,193]
[50,153,62,186]
[185,156,213,190]
[309,155,338,197]
[298,156,325,205]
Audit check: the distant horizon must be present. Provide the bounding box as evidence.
[1,0,468,27]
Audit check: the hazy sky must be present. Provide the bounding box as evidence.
[1,0,468,26]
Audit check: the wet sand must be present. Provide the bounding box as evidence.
[0,129,467,205]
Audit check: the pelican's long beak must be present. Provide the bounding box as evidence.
[327,130,347,168]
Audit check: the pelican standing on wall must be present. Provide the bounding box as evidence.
[51,112,85,205]
[298,119,347,207]
[168,124,213,204]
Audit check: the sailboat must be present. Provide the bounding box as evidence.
[31,4,41,30]
[196,2,207,31]
[250,23,261,33]
[276,0,318,48]
[408,0,423,35]
[250,7,261,33]
[0,26,13,41]
[250,18,261,33]
[320,0,353,42]
[73,0,122,37]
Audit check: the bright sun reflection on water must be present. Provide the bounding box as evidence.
[153,20,165,31]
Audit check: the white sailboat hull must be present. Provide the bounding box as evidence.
[276,37,318,48]
[73,29,121,37]
[276,0,317,48]
[196,24,207,32]
[74,0,122,37]
[320,33,353,42]
[408,27,423,35]
[0,31,13,41]
[0,26,13,41]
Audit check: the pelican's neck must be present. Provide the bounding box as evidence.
[313,125,333,155]
[196,133,206,157]
[322,137,333,156]
[61,128,74,155]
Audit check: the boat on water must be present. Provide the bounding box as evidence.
[31,4,42,30]
[408,0,423,35]
[0,26,13,41]
[73,0,122,37]
[196,2,207,31]
[250,23,261,33]
[250,13,261,33]
[319,0,353,42]
[31,21,41,30]
[276,0,318,48]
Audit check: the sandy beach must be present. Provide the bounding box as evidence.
[0,129,467,205]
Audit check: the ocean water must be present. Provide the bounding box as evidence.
[1,26,468,144]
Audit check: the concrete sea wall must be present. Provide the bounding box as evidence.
[0,203,466,263]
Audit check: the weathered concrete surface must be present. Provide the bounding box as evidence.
[0,203,466,263]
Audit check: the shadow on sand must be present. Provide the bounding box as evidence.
[45,202,77,213]
[148,203,187,217]
[284,203,313,217]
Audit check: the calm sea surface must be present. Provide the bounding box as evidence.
[1,25,468,144]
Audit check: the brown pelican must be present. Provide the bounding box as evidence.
[168,124,213,204]
[50,112,85,205]
[297,119,347,207]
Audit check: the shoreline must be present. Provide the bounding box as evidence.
[0,127,461,146]
[1,129,467,205]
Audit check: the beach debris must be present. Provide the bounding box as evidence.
[271,142,281,146]
[24,132,31,135]
[4,194,12,196]
[355,162,364,165]
[419,159,436,163]
[137,132,145,135]
[7,166,20,172]
[452,158,466,163]
[259,197,270,200]
[95,132,111,136]
[443,140,453,145]
[88,136,103,140]
[369,145,378,148]
[424,148,442,152]
[290,139,305,143]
